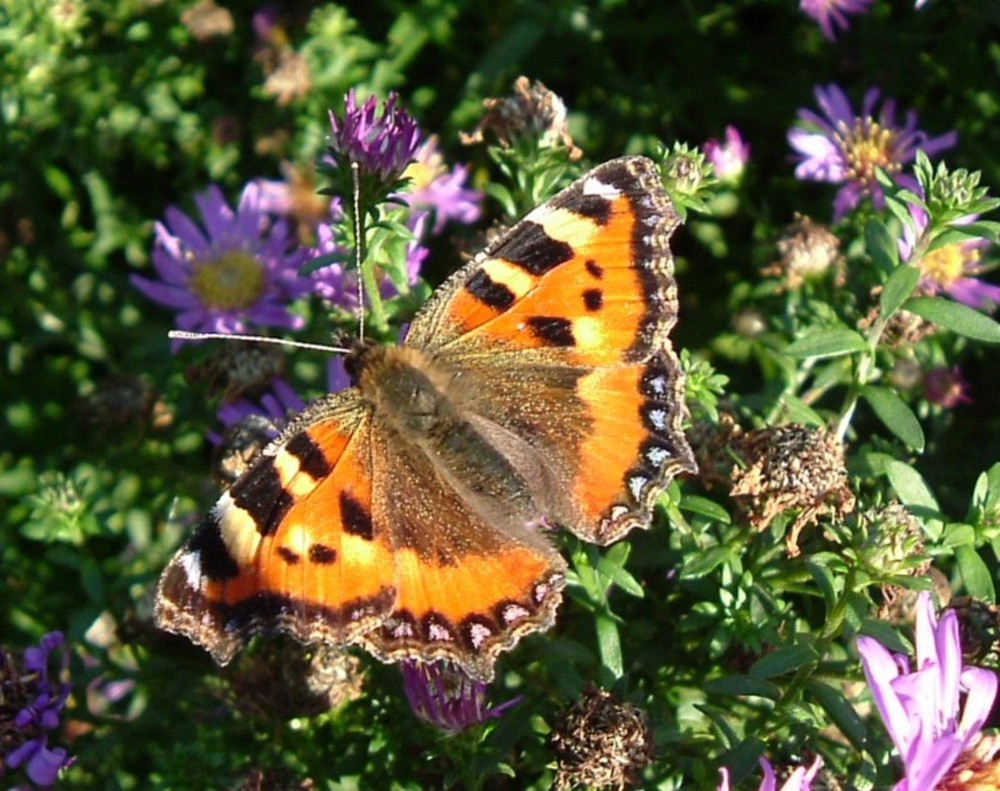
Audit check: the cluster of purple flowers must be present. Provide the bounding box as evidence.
[132,89,482,354]
[1,632,73,788]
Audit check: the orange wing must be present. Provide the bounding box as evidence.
[155,393,396,664]
[405,156,696,544]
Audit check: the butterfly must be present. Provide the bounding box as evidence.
[155,156,697,681]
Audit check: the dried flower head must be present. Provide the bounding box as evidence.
[551,686,654,791]
[860,286,937,349]
[1,632,74,787]
[185,343,286,403]
[401,661,520,734]
[764,215,844,289]
[223,640,364,721]
[262,50,312,107]
[180,0,234,41]
[236,767,316,791]
[461,76,582,160]
[938,732,1000,790]
[76,374,161,434]
[949,597,1000,667]
[730,424,856,555]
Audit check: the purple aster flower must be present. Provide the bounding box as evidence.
[800,0,874,40]
[718,756,823,791]
[397,137,482,234]
[898,198,1000,312]
[857,592,998,790]
[704,126,751,184]
[211,377,306,447]
[132,182,310,349]
[401,660,521,734]
[788,84,957,221]
[924,366,971,409]
[1,632,74,787]
[328,90,422,183]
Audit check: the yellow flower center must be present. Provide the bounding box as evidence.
[839,118,899,185]
[190,250,266,310]
[921,243,975,287]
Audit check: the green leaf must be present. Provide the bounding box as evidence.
[680,546,731,578]
[884,460,943,537]
[748,644,817,679]
[784,328,868,359]
[595,613,624,679]
[704,675,781,699]
[806,680,867,751]
[865,219,899,275]
[956,545,996,602]
[879,264,921,318]
[679,495,732,523]
[861,386,925,451]
[905,297,1000,343]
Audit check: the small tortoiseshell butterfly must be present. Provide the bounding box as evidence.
[155,156,697,681]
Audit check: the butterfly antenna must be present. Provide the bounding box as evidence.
[351,160,365,345]
[168,330,352,355]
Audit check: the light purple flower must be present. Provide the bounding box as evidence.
[211,377,306,447]
[704,126,751,184]
[401,660,521,734]
[800,0,874,40]
[718,756,823,791]
[398,137,482,234]
[788,84,957,220]
[328,90,422,182]
[924,366,971,409]
[131,183,310,348]
[1,632,74,787]
[857,592,998,790]
[898,198,1000,312]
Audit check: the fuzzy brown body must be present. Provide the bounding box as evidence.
[155,156,696,680]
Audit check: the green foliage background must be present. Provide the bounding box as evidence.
[3,0,1000,788]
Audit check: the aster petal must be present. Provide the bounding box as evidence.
[163,206,210,254]
[958,667,999,738]
[194,185,236,244]
[26,743,69,786]
[150,247,192,285]
[815,84,854,127]
[947,277,1000,311]
[934,610,962,721]
[759,757,777,791]
[129,275,201,309]
[858,636,913,753]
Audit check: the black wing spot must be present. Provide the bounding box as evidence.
[229,460,293,537]
[585,259,604,279]
[309,544,337,564]
[497,221,574,275]
[571,194,613,225]
[583,288,603,312]
[527,316,576,347]
[466,269,516,310]
[276,546,300,565]
[340,491,374,540]
[285,433,333,480]
[189,513,240,580]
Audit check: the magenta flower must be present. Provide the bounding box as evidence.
[800,0,874,40]
[718,756,823,791]
[924,366,971,409]
[398,137,482,234]
[1,632,74,787]
[857,592,998,790]
[328,90,422,182]
[898,198,1000,312]
[131,183,310,348]
[401,660,520,734]
[704,126,751,184]
[788,84,957,220]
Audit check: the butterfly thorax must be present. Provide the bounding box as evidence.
[352,343,561,536]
